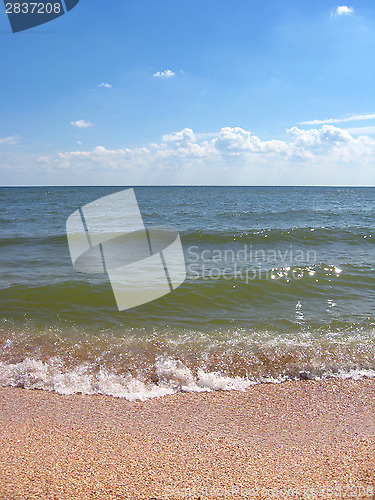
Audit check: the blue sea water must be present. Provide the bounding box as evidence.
[1,186,375,399]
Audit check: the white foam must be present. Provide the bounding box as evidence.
[321,367,375,381]
[0,358,174,401]
[0,357,374,401]
[155,358,256,393]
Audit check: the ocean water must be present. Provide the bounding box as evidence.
[1,186,375,400]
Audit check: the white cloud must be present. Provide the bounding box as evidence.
[35,124,375,185]
[98,83,112,88]
[70,120,93,128]
[288,125,353,147]
[336,5,354,15]
[162,128,196,144]
[0,136,17,145]
[301,113,375,126]
[153,69,175,78]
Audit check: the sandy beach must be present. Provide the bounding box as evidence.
[0,378,374,499]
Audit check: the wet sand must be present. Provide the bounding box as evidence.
[0,378,374,499]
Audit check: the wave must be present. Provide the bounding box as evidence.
[0,234,67,247]
[1,226,374,249]
[182,227,375,245]
[1,261,375,326]
[1,357,374,401]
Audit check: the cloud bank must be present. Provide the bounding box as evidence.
[27,125,375,185]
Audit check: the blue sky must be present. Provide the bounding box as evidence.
[1,0,375,185]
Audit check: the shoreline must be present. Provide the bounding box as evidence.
[0,378,374,499]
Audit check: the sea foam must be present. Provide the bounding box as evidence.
[1,357,374,401]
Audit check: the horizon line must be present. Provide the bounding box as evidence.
[1,184,375,188]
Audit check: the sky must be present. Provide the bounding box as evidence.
[1,0,375,185]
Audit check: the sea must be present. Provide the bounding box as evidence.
[1,186,375,400]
